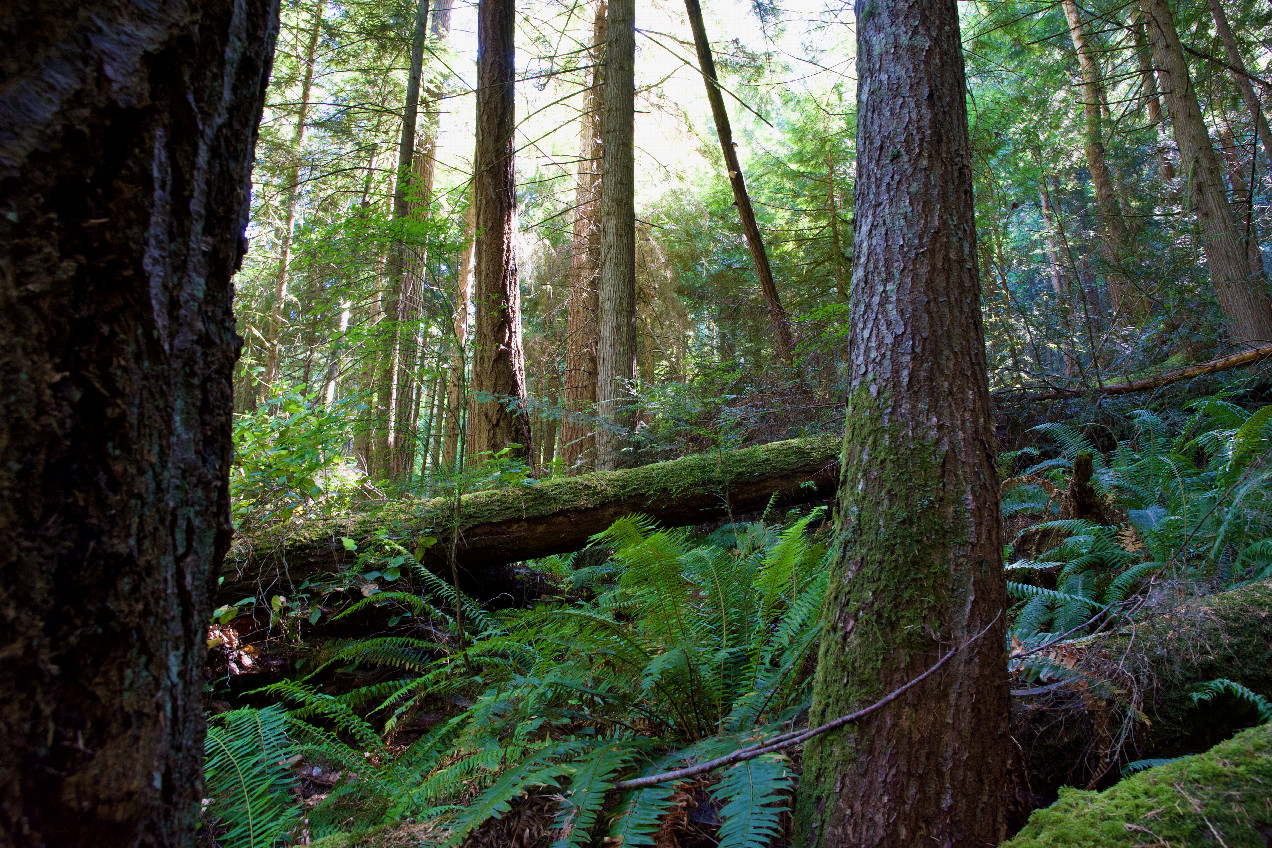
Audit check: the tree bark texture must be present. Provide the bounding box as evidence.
[263,0,325,389]
[683,0,795,362]
[1061,0,1136,317]
[595,0,637,471]
[471,0,533,462]
[1205,0,1272,169]
[223,434,841,601]
[1217,120,1264,276]
[1138,0,1272,346]
[561,0,607,474]
[442,201,476,466]
[792,0,1012,842]
[0,1,278,844]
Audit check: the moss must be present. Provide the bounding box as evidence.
[229,433,842,564]
[1004,723,1272,847]
[794,393,991,845]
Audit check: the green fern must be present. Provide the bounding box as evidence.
[203,706,301,848]
[1191,678,1272,723]
[551,743,638,848]
[714,753,793,848]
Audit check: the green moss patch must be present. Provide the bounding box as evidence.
[1004,723,1272,847]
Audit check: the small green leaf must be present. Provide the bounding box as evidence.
[341,537,358,552]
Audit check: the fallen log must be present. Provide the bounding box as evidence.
[999,342,1272,401]
[1005,723,1272,847]
[1014,578,1272,798]
[222,433,842,604]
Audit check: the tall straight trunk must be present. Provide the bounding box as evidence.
[1039,188,1081,378]
[324,298,352,405]
[1217,121,1264,275]
[377,0,431,482]
[683,0,794,362]
[263,0,325,389]
[1139,0,1272,346]
[0,1,278,844]
[560,0,606,473]
[470,0,533,461]
[791,0,1011,841]
[1131,12,1178,186]
[1206,0,1272,168]
[825,152,850,301]
[443,202,476,466]
[1061,0,1135,316]
[595,0,637,471]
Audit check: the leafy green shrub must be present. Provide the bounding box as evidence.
[231,385,364,530]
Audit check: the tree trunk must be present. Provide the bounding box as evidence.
[1131,11,1178,187]
[561,0,606,474]
[683,0,794,362]
[0,1,278,844]
[792,0,1011,841]
[1138,0,1272,346]
[263,0,325,390]
[470,0,533,462]
[1061,0,1138,318]
[376,0,431,482]
[1217,120,1264,276]
[1038,186,1080,379]
[223,434,841,600]
[595,0,637,471]
[825,152,850,301]
[442,201,476,467]
[1206,0,1272,169]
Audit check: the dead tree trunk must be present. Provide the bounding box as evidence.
[222,434,841,601]
[0,1,278,844]
[683,0,795,362]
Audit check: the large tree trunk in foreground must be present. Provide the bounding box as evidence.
[683,0,795,362]
[222,434,840,601]
[471,0,533,462]
[1139,0,1272,346]
[0,2,277,845]
[595,0,637,471]
[792,0,1012,842]
[1014,579,1272,798]
[561,0,606,474]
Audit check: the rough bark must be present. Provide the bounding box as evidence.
[262,0,325,391]
[442,201,476,466]
[1206,0,1272,169]
[561,0,606,474]
[221,434,840,601]
[1061,0,1136,317]
[595,0,637,471]
[1139,0,1272,346]
[791,0,1012,842]
[683,0,795,362]
[471,0,533,462]
[0,1,278,844]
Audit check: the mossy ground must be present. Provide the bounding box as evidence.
[1004,723,1272,847]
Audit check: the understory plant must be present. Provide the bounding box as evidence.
[232,509,829,845]
[1003,397,1272,686]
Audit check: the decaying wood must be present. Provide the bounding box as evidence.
[1003,343,1272,401]
[223,434,841,603]
[1013,578,1272,798]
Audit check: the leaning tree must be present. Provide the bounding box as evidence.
[0,1,278,844]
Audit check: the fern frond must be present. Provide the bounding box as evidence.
[714,753,794,848]
[1191,678,1272,723]
[551,743,638,848]
[1006,581,1103,609]
[204,706,301,848]
[440,742,580,848]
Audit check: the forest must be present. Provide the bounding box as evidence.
[2,0,1272,845]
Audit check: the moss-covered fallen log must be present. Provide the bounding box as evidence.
[222,434,841,603]
[1004,722,1272,847]
[1014,579,1272,798]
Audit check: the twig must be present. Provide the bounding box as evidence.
[613,614,999,790]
